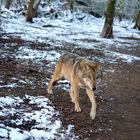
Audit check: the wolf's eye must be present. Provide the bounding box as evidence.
[96,75,99,79]
[88,76,92,80]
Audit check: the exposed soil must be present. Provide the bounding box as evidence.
[0,36,140,140]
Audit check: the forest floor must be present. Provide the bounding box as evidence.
[0,34,140,139]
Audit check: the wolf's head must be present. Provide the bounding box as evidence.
[80,60,102,91]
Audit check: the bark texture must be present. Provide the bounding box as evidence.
[26,0,34,22]
[133,11,140,30]
[101,0,116,38]
[5,0,12,9]
[26,0,41,22]
[68,0,75,10]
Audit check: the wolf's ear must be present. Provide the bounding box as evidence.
[88,62,100,70]
[80,61,89,71]
[82,64,90,71]
[93,63,100,69]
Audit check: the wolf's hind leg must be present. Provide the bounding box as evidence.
[73,83,81,112]
[69,86,74,103]
[48,63,63,94]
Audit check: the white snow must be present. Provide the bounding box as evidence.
[0,128,8,138]
[0,83,18,88]
[15,47,61,62]
[0,95,76,140]
[9,129,30,140]
[1,11,140,63]
[105,50,140,63]
[0,2,140,139]
[0,96,23,107]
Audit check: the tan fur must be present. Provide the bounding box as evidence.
[48,53,102,120]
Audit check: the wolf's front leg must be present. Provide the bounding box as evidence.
[47,80,53,94]
[86,89,96,120]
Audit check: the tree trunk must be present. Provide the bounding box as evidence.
[68,0,75,11]
[133,11,140,30]
[5,0,12,9]
[16,0,22,8]
[101,0,116,38]
[26,0,41,22]
[26,0,34,22]
[48,0,52,4]
[33,0,41,17]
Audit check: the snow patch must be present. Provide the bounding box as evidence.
[0,83,18,88]
[105,50,140,63]
[1,10,140,64]
[0,95,76,140]
[16,47,61,62]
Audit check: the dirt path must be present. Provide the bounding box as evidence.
[0,36,140,140]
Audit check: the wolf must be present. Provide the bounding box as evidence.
[48,53,102,120]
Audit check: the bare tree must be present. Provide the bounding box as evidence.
[5,0,12,9]
[16,0,22,8]
[133,11,140,30]
[100,0,116,38]
[26,0,34,22]
[68,0,75,10]
[26,0,41,22]
[48,0,52,4]
[33,0,41,17]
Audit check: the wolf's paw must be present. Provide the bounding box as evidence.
[90,111,96,120]
[75,106,81,112]
[48,89,53,94]
[70,98,75,103]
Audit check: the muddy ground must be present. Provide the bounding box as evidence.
[0,36,140,140]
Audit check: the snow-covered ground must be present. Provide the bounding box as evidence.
[16,47,61,63]
[0,2,140,139]
[0,95,76,140]
[1,9,140,63]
